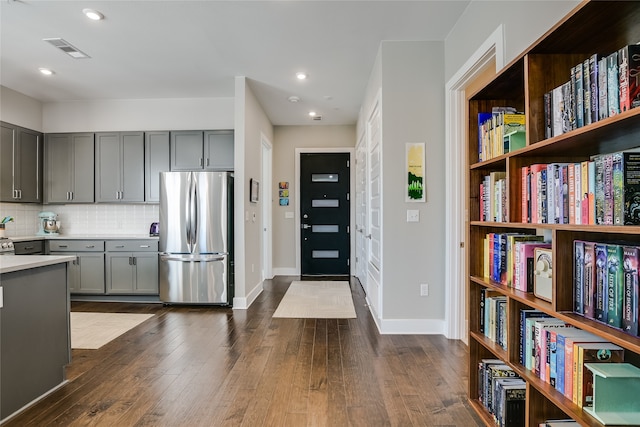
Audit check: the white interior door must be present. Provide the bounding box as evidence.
[366,98,382,318]
[261,134,273,280]
[355,131,368,288]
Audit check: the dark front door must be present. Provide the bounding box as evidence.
[300,152,351,276]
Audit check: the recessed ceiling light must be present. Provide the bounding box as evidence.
[296,72,307,80]
[38,68,54,75]
[288,96,301,103]
[308,111,317,117]
[83,8,104,20]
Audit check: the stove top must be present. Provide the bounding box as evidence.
[0,237,15,254]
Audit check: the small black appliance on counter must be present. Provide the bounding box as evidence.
[149,222,159,236]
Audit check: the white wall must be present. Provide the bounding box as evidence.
[42,97,234,132]
[445,0,580,81]
[271,125,356,273]
[233,77,274,308]
[0,86,43,131]
[379,41,447,323]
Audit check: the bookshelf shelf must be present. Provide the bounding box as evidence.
[466,2,640,426]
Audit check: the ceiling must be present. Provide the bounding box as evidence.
[0,0,470,126]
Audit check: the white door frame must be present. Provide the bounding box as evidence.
[261,133,273,280]
[294,147,356,276]
[444,25,504,342]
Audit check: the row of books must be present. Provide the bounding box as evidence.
[519,309,625,408]
[479,171,506,222]
[520,149,640,226]
[543,45,640,139]
[478,107,526,162]
[478,359,525,427]
[482,232,550,293]
[573,240,640,336]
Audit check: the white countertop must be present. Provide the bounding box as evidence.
[0,255,76,274]
[11,235,158,242]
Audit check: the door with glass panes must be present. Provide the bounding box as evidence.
[300,152,350,275]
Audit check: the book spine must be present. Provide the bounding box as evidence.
[607,244,623,328]
[583,58,591,127]
[575,162,582,225]
[607,51,620,117]
[604,153,614,225]
[619,46,630,112]
[589,54,599,124]
[544,91,552,139]
[581,161,589,224]
[562,165,569,224]
[630,45,640,109]
[546,164,556,224]
[595,243,608,323]
[624,152,640,225]
[598,56,609,120]
[569,66,577,130]
[552,85,564,136]
[583,242,596,319]
[588,160,596,224]
[568,163,575,224]
[574,241,585,314]
[594,155,605,224]
[574,63,584,128]
[612,152,624,225]
[622,246,639,335]
[521,166,529,223]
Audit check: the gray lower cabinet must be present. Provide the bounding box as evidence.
[170,130,233,171]
[0,122,43,203]
[95,132,144,202]
[144,131,170,202]
[48,240,105,294]
[105,240,158,294]
[45,133,94,203]
[13,239,45,255]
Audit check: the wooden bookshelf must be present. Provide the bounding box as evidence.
[466,1,640,426]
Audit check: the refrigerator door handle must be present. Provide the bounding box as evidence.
[161,254,227,262]
[192,178,199,246]
[186,173,194,253]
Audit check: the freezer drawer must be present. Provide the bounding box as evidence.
[159,254,229,304]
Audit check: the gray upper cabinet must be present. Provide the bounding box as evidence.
[45,133,94,204]
[95,132,144,202]
[144,131,170,202]
[0,122,43,203]
[170,130,233,171]
[204,130,234,170]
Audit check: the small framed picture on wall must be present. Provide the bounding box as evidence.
[250,178,259,203]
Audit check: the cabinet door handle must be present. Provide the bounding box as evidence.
[132,257,137,265]
[59,245,68,248]
[24,246,34,250]
[140,245,150,248]
[207,158,210,166]
[18,190,22,199]
[200,158,204,167]
[85,245,95,248]
[116,245,125,248]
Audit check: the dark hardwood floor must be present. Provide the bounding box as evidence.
[4,276,483,427]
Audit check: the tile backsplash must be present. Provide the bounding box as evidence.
[0,202,159,237]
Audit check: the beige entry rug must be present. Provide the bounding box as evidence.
[273,281,356,319]
[70,312,155,349]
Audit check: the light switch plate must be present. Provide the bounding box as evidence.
[285,211,294,219]
[407,209,420,222]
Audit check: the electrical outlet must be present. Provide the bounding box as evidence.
[420,283,429,296]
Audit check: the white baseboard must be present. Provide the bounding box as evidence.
[272,267,297,276]
[364,296,446,335]
[232,280,263,310]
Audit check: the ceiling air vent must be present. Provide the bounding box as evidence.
[311,115,323,121]
[43,38,90,59]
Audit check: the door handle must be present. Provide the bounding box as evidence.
[301,224,311,229]
[366,234,372,239]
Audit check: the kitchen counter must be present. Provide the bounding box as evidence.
[1,255,71,421]
[11,234,158,242]
[0,255,75,274]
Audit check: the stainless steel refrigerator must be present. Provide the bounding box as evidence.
[159,171,233,305]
